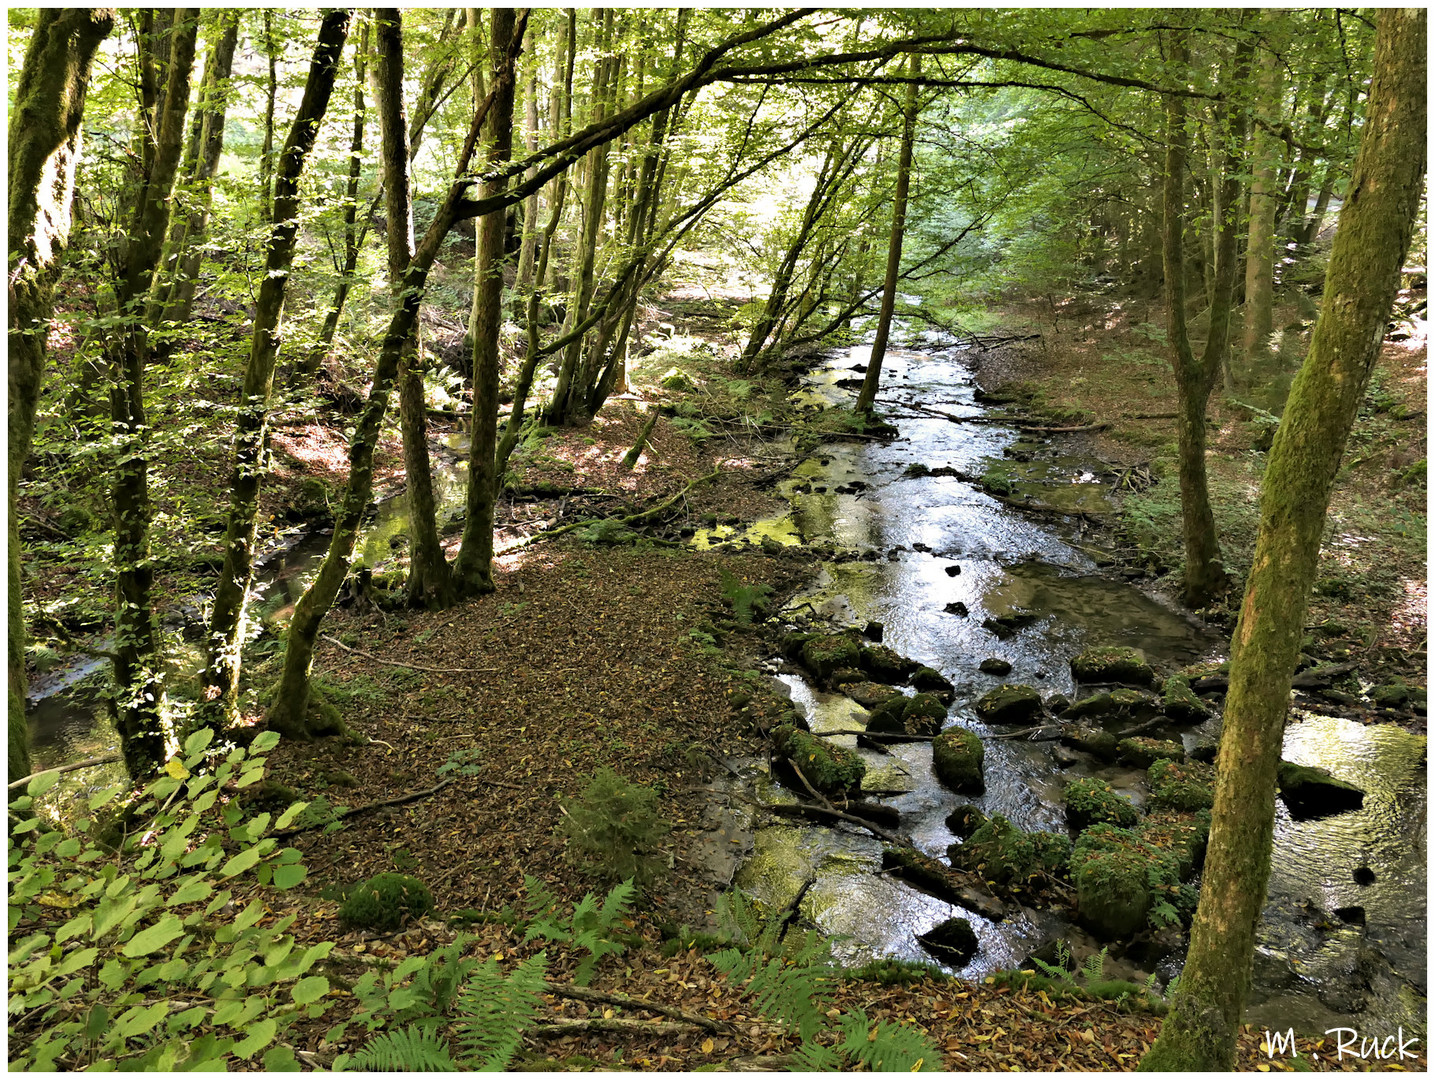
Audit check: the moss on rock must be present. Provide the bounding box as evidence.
[799,633,863,682]
[932,728,985,794]
[1148,759,1215,812]
[974,683,1044,724]
[1064,777,1138,829]
[910,666,956,703]
[868,693,947,739]
[1069,824,1179,940]
[859,643,922,682]
[772,723,866,794]
[1136,810,1211,879]
[950,813,1071,888]
[339,873,435,931]
[1070,646,1156,687]
[1118,736,1185,769]
[1159,675,1210,722]
[945,803,988,839]
[1276,761,1366,819]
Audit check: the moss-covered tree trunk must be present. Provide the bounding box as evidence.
[1241,34,1283,364]
[454,7,519,597]
[7,7,114,785]
[1160,31,1227,610]
[153,11,239,333]
[106,9,199,778]
[373,9,454,610]
[1142,9,1425,1070]
[267,11,529,738]
[855,52,919,415]
[198,10,350,729]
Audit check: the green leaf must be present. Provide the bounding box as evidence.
[55,912,93,944]
[166,876,214,907]
[233,1016,277,1059]
[291,975,329,1005]
[271,863,306,890]
[27,770,61,798]
[250,731,281,754]
[184,727,216,761]
[56,947,99,976]
[219,846,263,878]
[273,801,309,830]
[84,1002,111,1040]
[262,1045,300,1071]
[122,914,184,957]
[244,812,272,843]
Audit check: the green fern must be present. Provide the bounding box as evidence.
[523,878,635,986]
[453,952,550,1070]
[707,947,833,1040]
[1080,946,1109,985]
[719,569,774,625]
[344,1025,456,1072]
[832,1009,942,1071]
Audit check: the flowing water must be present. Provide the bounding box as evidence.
[711,343,1426,1034]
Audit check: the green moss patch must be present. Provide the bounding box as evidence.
[1147,759,1215,812]
[1135,810,1211,879]
[798,633,863,682]
[950,814,1071,889]
[1069,824,1180,940]
[1159,674,1210,722]
[339,872,435,931]
[932,729,985,794]
[1117,736,1184,769]
[1069,646,1155,687]
[867,693,947,739]
[1276,761,1366,819]
[973,683,1044,725]
[772,723,866,794]
[1063,777,1138,829]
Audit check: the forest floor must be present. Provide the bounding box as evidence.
[19,283,1425,1070]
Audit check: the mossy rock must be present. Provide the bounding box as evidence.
[339,873,435,931]
[1369,680,1426,712]
[780,631,819,660]
[945,803,988,840]
[576,519,641,546]
[1069,824,1179,940]
[917,916,979,967]
[843,681,905,710]
[867,693,947,739]
[1069,646,1156,688]
[660,367,694,390]
[772,723,866,794]
[1061,688,1156,720]
[799,633,863,682]
[830,668,866,687]
[973,683,1044,725]
[1117,736,1185,769]
[1276,761,1365,819]
[978,657,1013,676]
[1135,810,1211,879]
[909,666,956,704]
[859,644,922,683]
[1059,725,1119,763]
[1147,759,1215,812]
[1159,675,1210,722]
[1063,777,1138,830]
[932,729,985,794]
[950,813,1071,888]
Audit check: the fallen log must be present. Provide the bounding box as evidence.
[880,847,1006,921]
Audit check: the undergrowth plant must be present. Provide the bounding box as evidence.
[522,876,637,986]
[993,942,1168,1012]
[557,767,670,887]
[718,569,774,625]
[8,729,330,1071]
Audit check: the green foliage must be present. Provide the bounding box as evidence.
[719,569,774,625]
[1063,777,1139,829]
[1069,824,1182,937]
[344,1025,455,1072]
[338,873,434,932]
[557,768,671,887]
[1147,759,1215,813]
[842,956,950,986]
[950,813,1070,888]
[523,877,637,987]
[994,943,1165,1013]
[8,729,331,1071]
[791,1008,943,1071]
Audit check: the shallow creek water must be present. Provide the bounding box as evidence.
[707,343,1426,1035]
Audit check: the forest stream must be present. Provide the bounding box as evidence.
[26,333,1425,1042]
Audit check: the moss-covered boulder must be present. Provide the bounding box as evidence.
[1147,759,1215,812]
[339,873,435,931]
[1136,810,1211,879]
[772,723,866,794]
[1159,675,1210,722]
[932,729,985,794]
[1277,761,1366,819]
[799,634,863,682]
[1061,688,1156,720]
[909,666,956,703]
[978,657,1013,676]
[859,644,922,683]
[917,917,979,967]
[1069,824,1179,940]
[974,683,1044,725]
[1117,736,1185,769]
[867,693,947,739]
[1059,725,1119,762]
[880,847,1006,920]
[950,814,1071,888]
[1069,646,1156,688]
[1063,777,1138,830]
[780,631,819,660]
[1369,680,1426,712]
[945,803,988,840]
[843,681,905,710]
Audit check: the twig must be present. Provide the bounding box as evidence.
[1013,421,1110,434]
[766,800,909,846]
[813,728,935,741]
[269,778,455,839]
[548,985,727,1033]
[525,1017,698,1038]
[9,754,123,790]
[987,724,1062,741]
[320,634,498,674]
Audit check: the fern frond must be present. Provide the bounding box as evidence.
[593,878,636,930]
[1080,947,1108,985]
[834,1009,943,1072]
[345,1024,455,1072]
[714,890,763,948]
[791,1038,844,1071]
[453,952,549,1071]
[1029,954,1072,982]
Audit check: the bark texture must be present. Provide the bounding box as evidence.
[7,7,114,784]
[1142,9,1425,1070]
[199,10,350,727]
[1241,36,1283,363]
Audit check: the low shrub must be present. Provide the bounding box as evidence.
[558,767,671,887]
[339,873,435,931]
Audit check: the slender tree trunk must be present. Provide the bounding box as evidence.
[1242,36,1282,362]
[302,16,368,379]
[1161,31,1228,610]
[259,10,278,219]
[266,10,529,738]
[156,12,240,330]
[107,9,199,778]
[454,7,519,596]
[372,9,454,610]
[855,52,919,414]
[1142,10,1425,1069]
[198,10,351,729]
[1206,37,1253,396]
[7,7,114,785]
[513,25,541,303]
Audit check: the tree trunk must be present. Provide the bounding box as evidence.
[454,7,519,597]
[513,25,542,303]
[1142,9,1425,1070]
[198,10,351,729]
[1205,36,1253,398]
[259,10,278,218]
[1242,36,1282,362]
[855,52,919,414]
[373,9,454,610]
[1160,31,1228,610]
[155,11,239,330]
[7,7,113,785]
